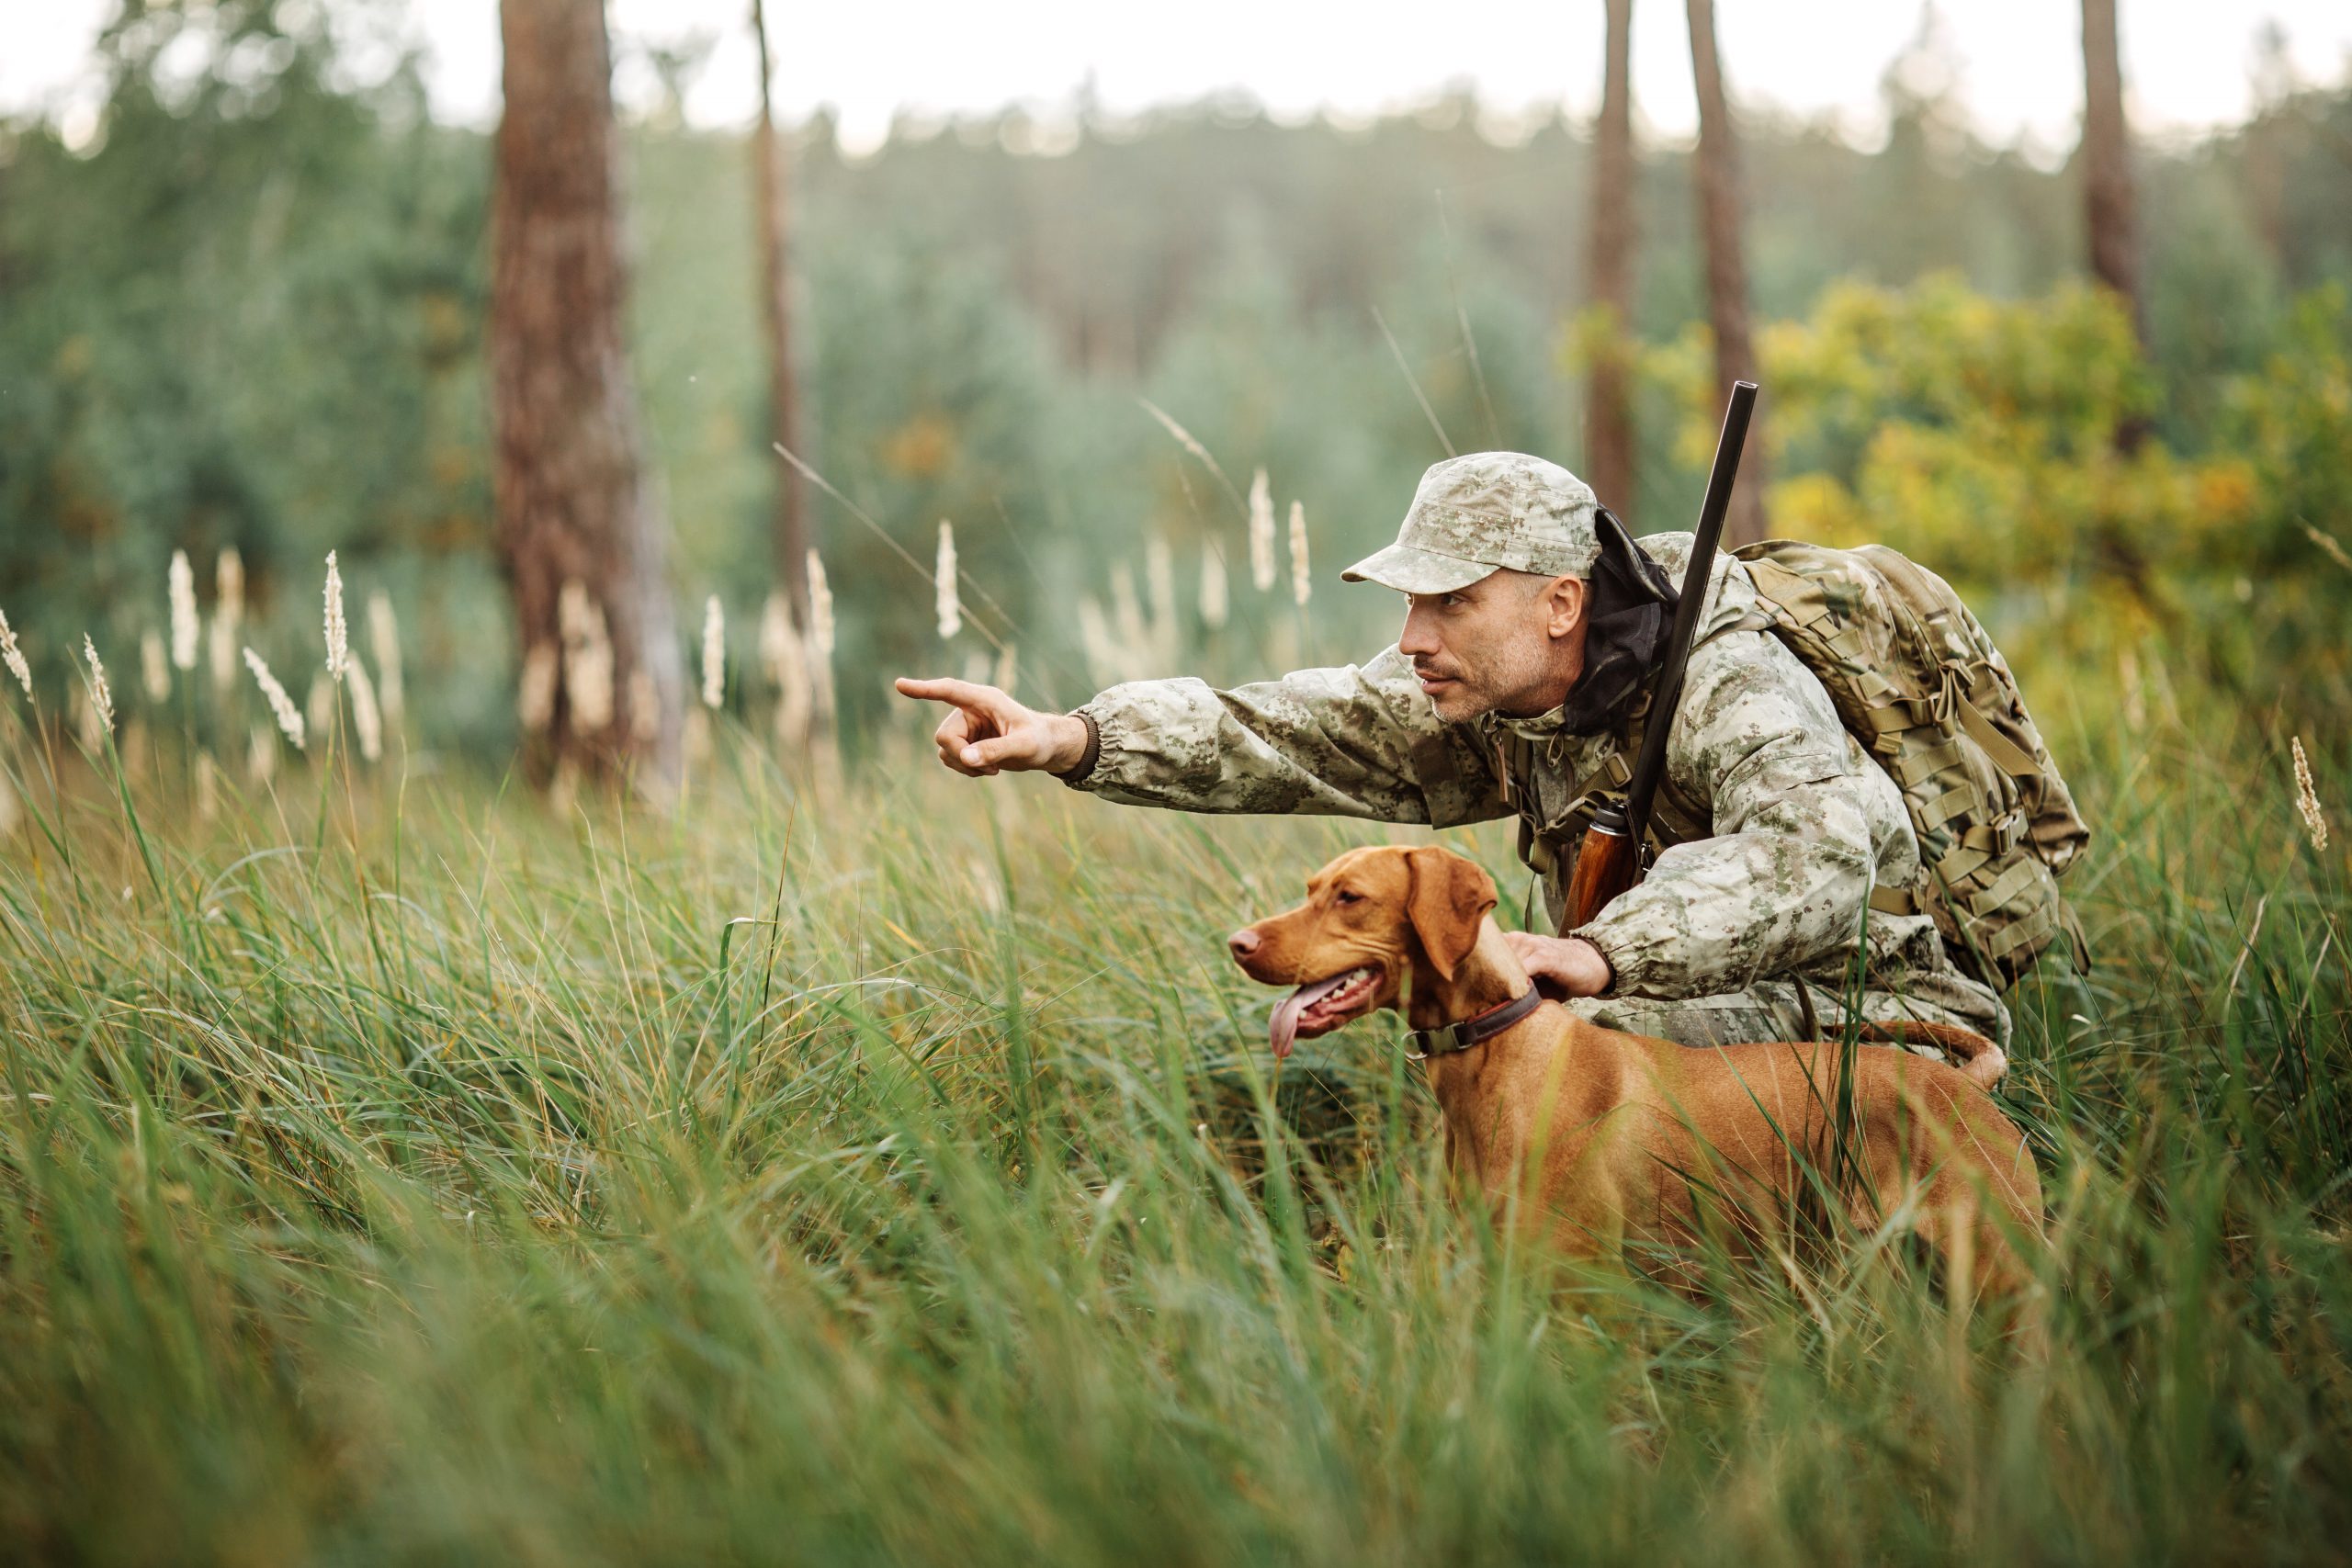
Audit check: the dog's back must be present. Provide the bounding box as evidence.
[1602,1028,2043,1297]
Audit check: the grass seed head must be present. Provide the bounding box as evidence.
[1200,544,1229,629]
[244,647,307,750]
[759,592,797,676]
[209,548,244,690]
[367,592,403,721]
[762,592,813,747]
[701,594,726,709]
[347,659,384,762]
[81,636,114,736]
[2305,523,2352,574]
[0,608,30,699]
[1288,500,1312,606]
[216,547,244,618]
[2294,737,2329,853]
[322,551,347,682]
[168,549,199,671]
[1077,596,1118,683]
[141,629,171,703]
[1249,468,1277,591]
[806,550,835,660]
[246,720,277,784]
[1111,562,1148,660]
[1146,536,1177,660]
[935,522,962,640]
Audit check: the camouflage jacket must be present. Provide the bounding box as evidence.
[1059,533,1942,1002]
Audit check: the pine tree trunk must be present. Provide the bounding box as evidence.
[2079,0,2140,331]
[750,0,810,615]
[491,0,683,783]
[1584,0,1638,519]
[2080,0,2146,453]
[1685,0,1768,547]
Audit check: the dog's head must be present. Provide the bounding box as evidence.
[1227,845,1498,1056]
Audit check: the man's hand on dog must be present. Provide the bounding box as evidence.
[895,677,1090,777]
[1500,931,1613,998]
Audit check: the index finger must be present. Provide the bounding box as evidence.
[893,676,991,708]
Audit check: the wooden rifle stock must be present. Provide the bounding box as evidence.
[1563,808,1639,928]
[1562,380,1758,931]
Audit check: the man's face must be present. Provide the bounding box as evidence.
[1396,569,1587,722]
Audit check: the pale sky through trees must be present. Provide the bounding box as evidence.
[6,0,2349,161]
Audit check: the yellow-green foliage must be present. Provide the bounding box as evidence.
[1647,275,2286,587]
[2222,285,2352,563]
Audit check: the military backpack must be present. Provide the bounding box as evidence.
[1503,540,2090,987]
[1739,540,2090,984]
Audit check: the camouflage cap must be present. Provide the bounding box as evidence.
[1341,452,1601,593]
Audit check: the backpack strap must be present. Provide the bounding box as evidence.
[1868,884,1920,917]
[1953,682,2041,779]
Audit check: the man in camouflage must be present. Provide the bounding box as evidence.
[896,453,2009,1050]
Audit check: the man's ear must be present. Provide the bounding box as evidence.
[1545,575,1589,640]
[1405,848,1498,981]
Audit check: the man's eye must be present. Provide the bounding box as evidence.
[1334,889,1363,905]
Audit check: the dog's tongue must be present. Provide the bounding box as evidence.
[1270,974,1352,1059]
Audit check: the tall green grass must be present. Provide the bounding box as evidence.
[0,676,2346,1565]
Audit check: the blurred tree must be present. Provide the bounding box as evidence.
[492,0,682,780]
[749,0,810,619]
[1583,0,1639,517]
[1684,0,1768,544]
[2079,0,2141,344]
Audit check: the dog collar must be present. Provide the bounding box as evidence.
[1401,987,1545,1060]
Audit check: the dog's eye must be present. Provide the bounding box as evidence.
[1333,888,1363,906]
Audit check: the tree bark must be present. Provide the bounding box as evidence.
[491,0,683,783]
[750,0,810,615]
[1685,0,1768,547]
[1583,0,1638,519]
[2079,0,2141,333]
[2079,0,2147,453]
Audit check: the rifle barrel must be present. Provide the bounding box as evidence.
[1617,380,1758,845]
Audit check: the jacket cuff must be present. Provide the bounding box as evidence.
[1052,709,1102,786]
[1571,921,1635,997]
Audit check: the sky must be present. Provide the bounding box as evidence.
[6,0,2349,162]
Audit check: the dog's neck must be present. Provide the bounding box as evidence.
[1406,915,1532,1031]
[1408,917,1572,1184]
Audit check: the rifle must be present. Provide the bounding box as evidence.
[1562,380,1759,931]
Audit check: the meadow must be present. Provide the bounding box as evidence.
[1,615,2346,1567]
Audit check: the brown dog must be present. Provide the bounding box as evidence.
[1227,844,2043,1300]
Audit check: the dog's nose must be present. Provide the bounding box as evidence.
[1227,928,1261,961]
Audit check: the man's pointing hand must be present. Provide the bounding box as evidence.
[894,677,1090,778]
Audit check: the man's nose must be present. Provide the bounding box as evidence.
[1227,928,1261,962]
[1397,603,1438,657]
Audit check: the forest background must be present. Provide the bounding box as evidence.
[10,6,2352,1560]
[6,1,2350,758]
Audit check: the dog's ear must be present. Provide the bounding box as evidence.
[1405,848,1498,981]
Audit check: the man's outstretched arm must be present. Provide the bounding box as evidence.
[892,676,1092,777]
[896,648,1503,828]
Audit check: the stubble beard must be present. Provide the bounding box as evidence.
[1419,639,1564,724]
